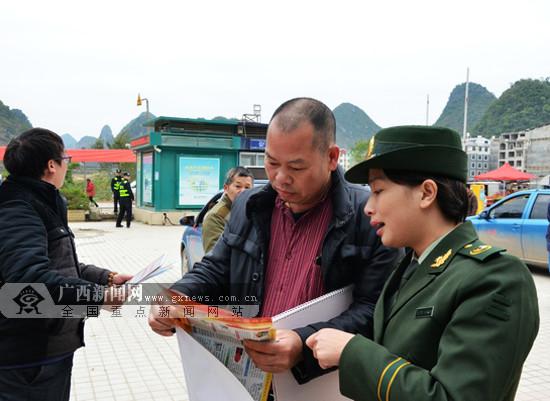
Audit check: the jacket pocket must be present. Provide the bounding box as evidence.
[47,226,71,242]
[341,244,373,261]
[224,232,261,260]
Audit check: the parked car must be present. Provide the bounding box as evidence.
[179,191,222,275]
[179,180,269,275]
[467,189,550,270]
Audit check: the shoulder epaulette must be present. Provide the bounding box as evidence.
[457,240,505,262]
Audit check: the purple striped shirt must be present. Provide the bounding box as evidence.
[261,195,333,317]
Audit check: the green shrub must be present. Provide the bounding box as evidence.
[61,181,89,210]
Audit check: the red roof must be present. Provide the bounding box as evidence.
[474,162,535,181]
[0,147,136,163]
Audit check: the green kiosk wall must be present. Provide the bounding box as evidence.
[133,132,240,211]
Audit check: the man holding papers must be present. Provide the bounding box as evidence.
[149,98,400,384]
[0,128,133,401]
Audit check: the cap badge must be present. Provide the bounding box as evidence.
[366,136,375,159]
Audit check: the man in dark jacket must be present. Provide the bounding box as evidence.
[0,128,132,401]
[149,98,400,384]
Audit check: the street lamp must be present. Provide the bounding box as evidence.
[137,93,150,117]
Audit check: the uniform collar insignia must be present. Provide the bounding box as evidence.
[469,244,492,255]
[430,248,452,268]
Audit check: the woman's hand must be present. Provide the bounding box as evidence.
[306,328,355,369]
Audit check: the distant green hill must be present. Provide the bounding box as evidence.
[435,82,496,135]
[62,133,77,148]
[116,112,156,141]
[475,78,550,137]
[333,103,381,150]
[0,100,32,145]
[77,136,97,149]
[99,125,114,147]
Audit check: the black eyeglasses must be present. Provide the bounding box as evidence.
[60,155,72,164]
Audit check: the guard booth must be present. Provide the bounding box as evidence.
[130,117,267,224]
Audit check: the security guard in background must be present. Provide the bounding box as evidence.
[116,172,134,228]
[111,168,122,214]
[306,126,539,401]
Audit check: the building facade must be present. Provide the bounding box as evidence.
[338,148,350,171]
[524,124,550,178]
[464,134,492,181]
[493,124,550,177]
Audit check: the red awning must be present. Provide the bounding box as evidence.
[0,147,136,163]
[474,162,535,181]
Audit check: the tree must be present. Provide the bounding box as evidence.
[92,138,105,149]
[110,131,131,149]
[350,140,370,166]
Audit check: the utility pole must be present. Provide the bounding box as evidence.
[426,94,430,125]
[137,94,150,118]
[462,68,470,149]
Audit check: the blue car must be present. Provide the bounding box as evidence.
[468,189,550,270]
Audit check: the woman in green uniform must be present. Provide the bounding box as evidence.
[306,125,539,401]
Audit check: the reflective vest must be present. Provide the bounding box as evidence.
[119,179,131,198]
[112,176,122,192]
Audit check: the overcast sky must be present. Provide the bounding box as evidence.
[1,0,549,141]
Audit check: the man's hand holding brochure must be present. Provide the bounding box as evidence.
[169,286,353,401]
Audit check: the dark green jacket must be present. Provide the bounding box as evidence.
[202,193,232,253]
[339,221,539,401]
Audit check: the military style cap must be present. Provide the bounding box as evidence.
[123,172,130,177]
[115,168,121,174]
[345,125,468,183]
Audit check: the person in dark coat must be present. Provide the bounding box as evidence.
[149,98,401,384]
[0,128,132,401]
[306,126,539,401]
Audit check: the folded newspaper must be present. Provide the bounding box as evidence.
[173,286,353,401]
[174,303,274,401]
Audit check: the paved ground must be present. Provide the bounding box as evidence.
[68,220,550,401]
[70,221,187,401]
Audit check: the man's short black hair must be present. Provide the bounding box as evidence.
[269,97,336,151]
[224,166,254,186]
[4,128,65,180]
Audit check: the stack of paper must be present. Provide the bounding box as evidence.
[127,254,173,284]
